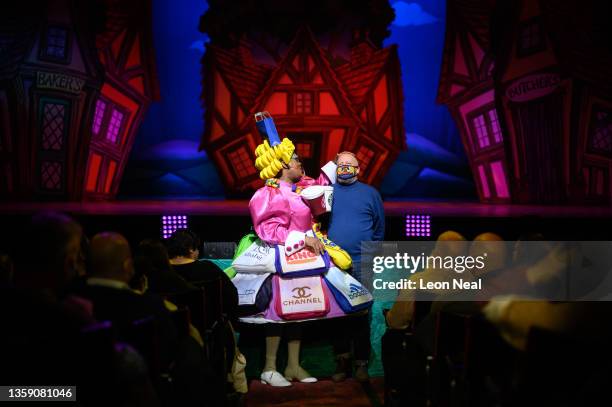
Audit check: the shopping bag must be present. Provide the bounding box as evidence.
[324,266,373,313]
[225,232,260,278]
[231,237,276,274]
[255,111,281,145]
[273,275,329,320]
[274,246,330,277]
[233,273,273,317]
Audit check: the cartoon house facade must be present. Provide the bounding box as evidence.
[0,0,158,201]
[440,0,612,205]
[0,0,103,200]
[437,0,511,203]
[84,0,159,200]
[200,28,405,194]
[495,0,612,205]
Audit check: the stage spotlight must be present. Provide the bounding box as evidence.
[405,214,431,238]
[161,215,188,239]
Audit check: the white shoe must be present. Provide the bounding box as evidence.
[260,370,292,387]
[284,366,318,383]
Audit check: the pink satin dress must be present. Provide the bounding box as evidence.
[248,175,328,245]
[246,174,348,322]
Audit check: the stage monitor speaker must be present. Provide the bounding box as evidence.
[201,242,237,259]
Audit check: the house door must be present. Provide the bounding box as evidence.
[286,133,322,179]
[513,92,565,203]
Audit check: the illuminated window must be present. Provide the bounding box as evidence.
[478,164,490,198]
[490,161,510,198]
[471,108,503,150]
[477,161,510,200]
[228,147,256,178]
[355,145,375,172]
[295,92,313,114]
[473,114,489,148]
[41,26,69,61]
[489,109,503,144]
[92,100,126,146]
[92,99,106,135]
[106,109,124,144]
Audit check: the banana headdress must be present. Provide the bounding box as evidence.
[253,112,296,180]
[254,138,295,180]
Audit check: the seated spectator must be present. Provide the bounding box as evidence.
[71,232,178,370]
[130,251,204,348]
[483,299,612,351]
[166,229,238,319]
[385,230,468,330]
[484,241,612,350]
[5,213,158,405]
[15,211,83,294]
[429,232,507,316]
[134,239,195,295]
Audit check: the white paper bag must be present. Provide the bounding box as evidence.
[231,239,276,274]
[233,273,271,305]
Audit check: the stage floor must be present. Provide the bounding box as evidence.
[1,200,612,217]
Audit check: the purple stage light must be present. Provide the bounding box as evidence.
[405,214,431,238]
[161,215,189,239]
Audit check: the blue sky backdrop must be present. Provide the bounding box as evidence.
[121,0,475,200]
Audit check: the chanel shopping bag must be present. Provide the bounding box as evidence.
[273,275,330,320]
[324,266,373,313]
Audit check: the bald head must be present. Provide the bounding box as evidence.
[89,232,133,282]
[336,152,358,167]
[432,230,468,257]
[470,232,507,273]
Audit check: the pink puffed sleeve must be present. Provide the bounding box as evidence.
[249,186,291,245]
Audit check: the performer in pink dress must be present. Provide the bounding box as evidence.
[232,113,370,386]
[249,136,339,386]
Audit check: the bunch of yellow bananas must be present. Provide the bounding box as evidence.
[312,224,352,270]
[254,139,295,180]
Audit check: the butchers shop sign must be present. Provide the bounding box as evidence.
[506,73,560,102]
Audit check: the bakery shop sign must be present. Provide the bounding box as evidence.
[506,73,560,102]
[37,71,85,95]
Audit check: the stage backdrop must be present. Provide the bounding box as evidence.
[119,0,476,200]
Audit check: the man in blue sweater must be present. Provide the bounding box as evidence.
[328,151,385,382]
